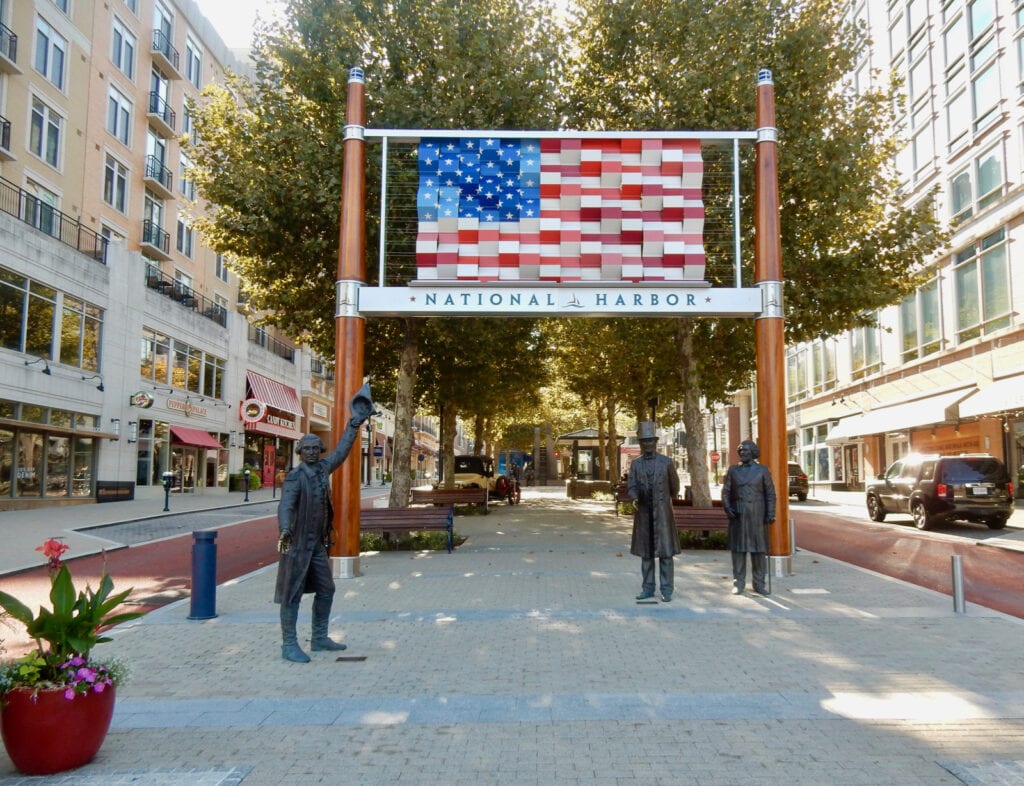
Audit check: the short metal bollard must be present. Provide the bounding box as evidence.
[951,554,966,614]
[188,530,218,620]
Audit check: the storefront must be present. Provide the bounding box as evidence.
[131,392,229,490]
[0,401,115,506]
[240,371,302,487]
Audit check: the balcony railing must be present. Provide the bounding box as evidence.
[147,91,176,135]
[150,29,179,74]
[0,22,18,71]
[145,265,228,327]
[141,218,170,257]
[143,154,173,195]
[0,176,107,262]
[248,324,296,363]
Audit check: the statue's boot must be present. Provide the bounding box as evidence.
[310,596,347,651]
[280,602,310,663]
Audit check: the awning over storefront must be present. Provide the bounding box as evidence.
[170,425,222,449]
[244,420,300,440]
[245,371,301,414]
[825,414,866,443]
[959,375,1024,418]
[825,388,975,443]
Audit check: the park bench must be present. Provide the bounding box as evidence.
[410,486,489,513]
[360,507,455,553]
[672,500,730,534]
[613,483,632,515]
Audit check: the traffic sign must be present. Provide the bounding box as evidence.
[710,451,721,463]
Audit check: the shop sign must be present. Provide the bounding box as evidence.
[130,391,155,409]
[240,398,267,423]
[167,398,208,418]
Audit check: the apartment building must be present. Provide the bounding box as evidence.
[755,0,1024,495]
[0,0,331,509]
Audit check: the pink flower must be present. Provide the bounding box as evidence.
[64,687,76,700]
[35,538,69,573]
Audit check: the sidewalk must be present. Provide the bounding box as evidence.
[0,483,393,576]
[2,487,1023,785]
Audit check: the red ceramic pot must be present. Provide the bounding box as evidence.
[1,684,116,775]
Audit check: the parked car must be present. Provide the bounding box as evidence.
[865,453,1013,530]
[788,462,809,501]
[452,454,494,490]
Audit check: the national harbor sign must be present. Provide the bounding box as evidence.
[356,283,762,318]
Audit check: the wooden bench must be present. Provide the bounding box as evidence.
[672,504,730,534]
[360,507,455,553]
[410,487,489,513]
[613,483,632,516]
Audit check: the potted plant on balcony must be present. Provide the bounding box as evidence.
[0,539,142,775]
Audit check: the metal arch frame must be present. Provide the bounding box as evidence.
[365,128,758,307]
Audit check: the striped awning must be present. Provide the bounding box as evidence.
[246,371,301,414]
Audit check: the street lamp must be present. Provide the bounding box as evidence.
[243,468,250,502]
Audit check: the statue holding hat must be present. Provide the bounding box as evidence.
[721,439,776,595]
[627,421,681,602]
[274,382,374,662]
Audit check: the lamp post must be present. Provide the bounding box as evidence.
[243,468,250,502]
[161,471,173,512]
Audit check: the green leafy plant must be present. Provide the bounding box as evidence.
[0,539,142,699]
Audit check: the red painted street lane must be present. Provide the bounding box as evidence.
[793,509,1024,619]
[0,516,278,657]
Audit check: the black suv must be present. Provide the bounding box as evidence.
[865,453,1013,530]
[788,462,809,501]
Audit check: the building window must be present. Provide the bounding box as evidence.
[185,37,202,88]
[850,319,881,381]
[899,277,942,363]
[953,227,1011,342]
[111,18,136,80]
[144,191,164,232]
[107,87,132,146]
[140,326,224,397]
[215,253,229,282]
[34,17,67,90]
[0,267,57,357]
[60,296,103,371]
[103,154,128,213]
[949,144,1003,222]
[124,0,137,13]
[51,0,70,12]
[101,225,126,245]
[29,97,62,168]
[179,152,195,200]
[181,101,195,145]
[176,217,193,257]
[24,181,59,237]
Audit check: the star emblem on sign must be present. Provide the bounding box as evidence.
[705,297,713,303]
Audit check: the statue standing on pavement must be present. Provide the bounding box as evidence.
[721,439,776,596]
[274,382,374,662]
[627,421,681,602]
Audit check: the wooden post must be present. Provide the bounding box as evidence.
[754,69,792,573]
[331,67,367,579]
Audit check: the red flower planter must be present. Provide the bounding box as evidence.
[1,684,116,775]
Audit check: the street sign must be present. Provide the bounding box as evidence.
[710,451,721,463]
[373,446,384,457]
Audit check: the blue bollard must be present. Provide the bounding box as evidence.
[188,530,218,620]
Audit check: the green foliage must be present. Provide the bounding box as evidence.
[359,530,456,551]
[678,530,728,550]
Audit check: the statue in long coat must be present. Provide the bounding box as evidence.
[627,421,681,602]
[721,439,776,595]
[274,383,373,662]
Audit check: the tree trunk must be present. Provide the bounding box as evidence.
[606,396,619,481]
[675,319,713,507]
[596,403,607,480]
[440,402,458,489]
[388,318,420,508]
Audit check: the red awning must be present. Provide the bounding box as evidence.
[170,425,222,449]
[246,371,301,414]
